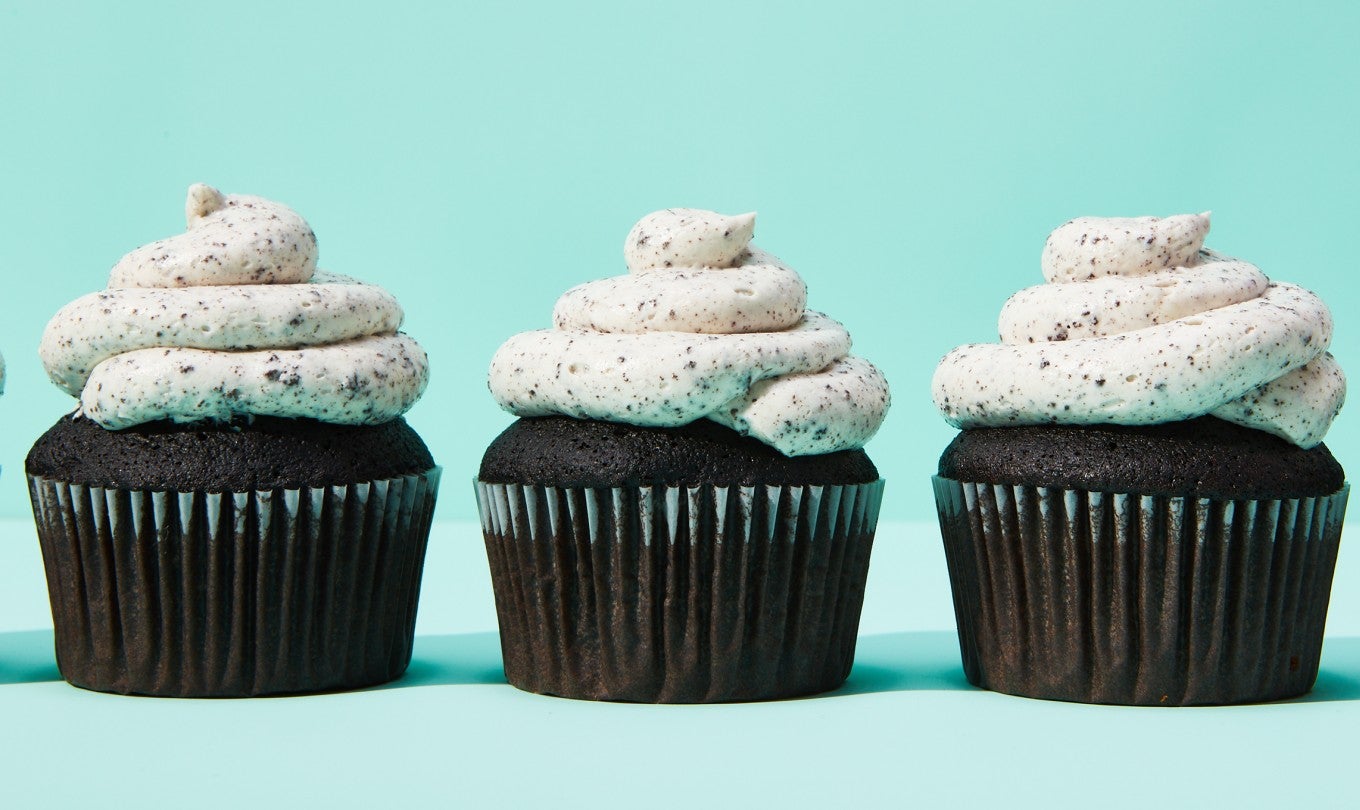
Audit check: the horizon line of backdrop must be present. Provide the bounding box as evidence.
[1,0,1356,523]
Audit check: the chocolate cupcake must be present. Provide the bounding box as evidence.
[477,209,890,702]
[932,213,1348,705]
[29,184,439,697]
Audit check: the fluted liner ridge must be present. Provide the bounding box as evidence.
[29,468,441,697]
[475,479,884,702]
[933,475,1348,705]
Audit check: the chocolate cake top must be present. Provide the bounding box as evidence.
[480,416,878,488]
[27,413,434,491]
[938,416,1344,499]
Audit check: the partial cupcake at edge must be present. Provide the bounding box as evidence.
[931,212,1348,706]
[476,208,890,702]
[28,183,440,697]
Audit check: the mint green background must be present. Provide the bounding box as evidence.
[1,0,1355,522]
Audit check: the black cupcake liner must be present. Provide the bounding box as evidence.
[933,476,1350,705]
[28,468,442,697]
[475,479,885,703]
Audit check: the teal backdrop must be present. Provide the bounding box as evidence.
[0,0,1355,522]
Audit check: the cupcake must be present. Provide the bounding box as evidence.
[476,208,890,702]
[931,213,1348,705]
[28,184,439,697]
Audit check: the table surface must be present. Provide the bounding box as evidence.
[1,515,1356,808]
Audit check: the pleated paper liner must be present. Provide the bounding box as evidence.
[28,468,442,697]
[475,479,885,703]
[933,475,1350,706]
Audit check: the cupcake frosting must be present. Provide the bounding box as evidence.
[41,184,428,429]
[489,208,889,456]
[932,213,1346,447]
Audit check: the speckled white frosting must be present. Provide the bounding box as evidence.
[489,208,890,456]
[110,184,319,288]
[933,213,1346,448]
[41,184,428,429]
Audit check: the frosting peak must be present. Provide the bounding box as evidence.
[1041,212,1210,283]
[556,209,805,336]
[934,213,1346,448]
[43,184,427,429]
[186,182,226,220]
[624,208,757,272]
[491,208,889,456]
[109,184,318,288]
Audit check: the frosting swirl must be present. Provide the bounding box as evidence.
[932,213,1346,448]
[489,208,889,456]
[41,184,428,429]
